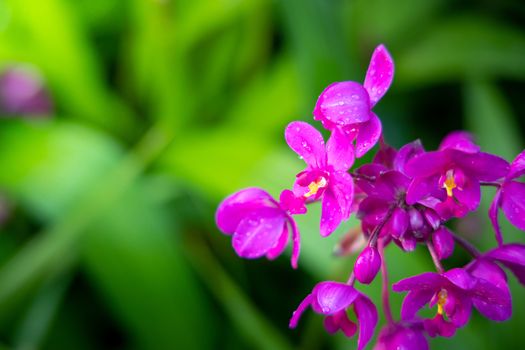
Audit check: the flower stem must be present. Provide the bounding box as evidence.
[378,239,395,325]
[369,206,395,247]
[451,232,480,257]
[426,240,444,273]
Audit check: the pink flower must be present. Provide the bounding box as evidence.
[289,281,378,350]
[285,121,355,237]
[313,44,394,157]
[216,188,303,268]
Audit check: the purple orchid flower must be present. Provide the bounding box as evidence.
[374,322,429,350]
[0,66,53,116]
[216,188,305,268]
[489,149,525,244]
[312,44,394,158]
[405,131,509,219]
[393,267,511,338]
[289,281,378,350]
[285,121,354,237]
[484,243,525,286]
[356,141,440,251]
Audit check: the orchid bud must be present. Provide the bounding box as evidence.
[354,246,381,284]
[432,227,454,260]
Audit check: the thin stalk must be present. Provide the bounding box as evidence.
[426,241,444,273]
[378,239,394,325]
[451,232,481,257]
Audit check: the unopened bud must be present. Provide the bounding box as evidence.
[354,246,381,284]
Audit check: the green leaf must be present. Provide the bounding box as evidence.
[397,17,525,86]
[81,178,212,349]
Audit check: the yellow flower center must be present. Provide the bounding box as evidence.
[304,177,328,198]
[437,289,448,315]
[443,170,457,197]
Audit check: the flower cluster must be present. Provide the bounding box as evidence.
[215,45,525,349]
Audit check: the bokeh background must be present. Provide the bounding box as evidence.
[0,0,524,349]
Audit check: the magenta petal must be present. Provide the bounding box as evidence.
[266,224,289,261]
[394,140,425,175]
[424,314,456,338]
[363,44,394,107]
[399,290,434,321]
[330,171,354,220]
[405,151,450,178]
[289,294,313,328]
[393,272,443,292]
[472,278,511,322]
[355,112,382,158]
[501,181,525,231]
[354,294,378,350]
[489,190,503,245]
[325,312,357,337]
[388,208,409,238]
[446,293,472,327]
[443,268,476,290]
[454,152,509,181]
[453,178,481,211]
[406,176,439,205]
[290,218,301,269]
[326,127,355,171]
[432,227,454,260]
[508,149,525,180]
[216,188,276,234]
[439,131,480,153]
[313,81,371,126]
[232,208,286,258]
[312,282,359,314]
[320,189,343,237]
[285,121,326,168]
[485,243,525,286]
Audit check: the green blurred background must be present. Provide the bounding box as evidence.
[0,0,524,349]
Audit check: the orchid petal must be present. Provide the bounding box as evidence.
[472,278,512,321]
[313,81,371,126]
[285,121,326,168]
[432,227,455,260]
[320,189,343,237]
[501,181,525,231]
[265,224,289,261]
[443,268,476,290]
[232,208,286,258]
[394,140,425,175]
[485,244,525,286]
[446,293,471,327]
[356,112,382,158]
[290,218,301,269]
[312,282,359,314]
[405,151,450,178]
[354,294,378,350]
[326,127,355,171]
[489,189,503,245]
[453,178,481,211]
[363,44,394,107]
[508,149,525,180]
[406,175,440,205]
[330,171,354,219]
[399,290,435,321]
[439,131,480,153]
[393,272,444,292]
[454,152,509,181]
[216,188,276,234]
[289,294,313,328]
[324,311,357,337]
